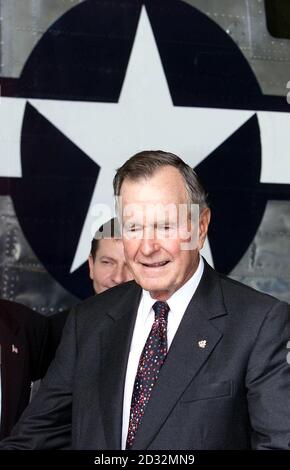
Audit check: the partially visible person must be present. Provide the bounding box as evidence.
[50,217,133,350]
[0,299,51,439]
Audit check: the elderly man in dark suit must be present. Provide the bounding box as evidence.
[1,150,289,450]
[0,299,51,439]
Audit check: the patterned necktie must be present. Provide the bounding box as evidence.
[126,301,170,449]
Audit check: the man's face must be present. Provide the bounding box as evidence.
[88,238,133,293]
[120,166,210,300]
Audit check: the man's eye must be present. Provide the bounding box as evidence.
[128,226,142,232]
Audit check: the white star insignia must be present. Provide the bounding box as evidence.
[1,6,290,274]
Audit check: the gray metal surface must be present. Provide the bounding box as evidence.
[188,0,290,96]
[0,0,84,77]
[0,195,79,313]
[230,201,290,303]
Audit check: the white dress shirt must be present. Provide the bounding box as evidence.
[121,257,204,449]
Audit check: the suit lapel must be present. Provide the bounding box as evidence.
[98,283,142,449]
[132,263,227,449]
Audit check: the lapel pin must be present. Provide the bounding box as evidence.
[12,344,19,354]
[198,340,207,349]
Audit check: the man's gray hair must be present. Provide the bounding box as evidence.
[113,150,208,209]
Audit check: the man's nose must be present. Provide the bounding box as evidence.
[139,236,160,257]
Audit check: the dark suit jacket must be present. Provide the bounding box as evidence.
[0,299,51,439]
[1,262,290,449]
[49,310,70,355]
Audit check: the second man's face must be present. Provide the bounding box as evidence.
[88,238,133,294]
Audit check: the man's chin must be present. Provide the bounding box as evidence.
[136,278,169,293]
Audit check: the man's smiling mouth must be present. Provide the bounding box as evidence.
[141,261,170,267]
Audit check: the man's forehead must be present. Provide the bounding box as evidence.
[119,188,190,213]
[122,201,189,216]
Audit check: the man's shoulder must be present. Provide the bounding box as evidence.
[199,264,289,338]
[72,280,140,321]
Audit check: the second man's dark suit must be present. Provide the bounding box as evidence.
[1,261,290,449]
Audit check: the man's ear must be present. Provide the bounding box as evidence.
[198,207,211,250]
[88,254,94,280]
